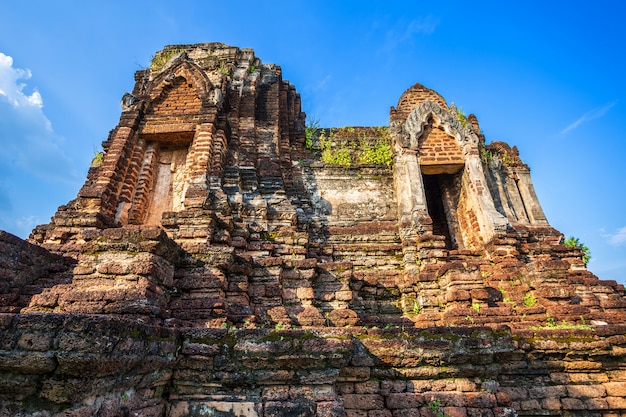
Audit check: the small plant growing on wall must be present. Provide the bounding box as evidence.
[357,129,393,167]
[318,126,393,168]
[427,399,450,417]
[412,302,421,315]
[320,129,353,167]
[480,147,493,165]
[531,315,594,330]
[563,236,591,265]
[150,48,185,71]
[450,103,469,128]
[482,143,525,167]
[523,292,537,308]
[91,149,104,167]
[305,117,320,149]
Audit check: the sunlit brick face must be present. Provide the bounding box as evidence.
[417,118,464,175]
[142,141,192,226]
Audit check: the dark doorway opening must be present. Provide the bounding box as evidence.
[422,174,457,250]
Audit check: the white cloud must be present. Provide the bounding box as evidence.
[608,226,626,246]
[0,52,79,237]
[0,52,71,181]
[27,89,43,107]
[560,100,619,135]
[0,53,43,108]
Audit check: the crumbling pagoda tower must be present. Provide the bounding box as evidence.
[1,43,625,417]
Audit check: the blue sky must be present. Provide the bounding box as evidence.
[1,1,625,283]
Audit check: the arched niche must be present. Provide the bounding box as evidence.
[394,101,508,250]
[121,59,220,226]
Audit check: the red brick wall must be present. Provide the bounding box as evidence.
[418,124,464,174]
[141,76,204,138]
[456,182,484,250]
[149,76,202,117]
[392,83,448,122]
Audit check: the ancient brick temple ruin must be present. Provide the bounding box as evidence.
[1,43,626,417]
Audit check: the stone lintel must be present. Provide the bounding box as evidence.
[420,163,464,175]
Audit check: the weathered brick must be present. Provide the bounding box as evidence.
[465,393,495,408]
[605,382,626,397]
[386,393,425,410]
[443,407,467,417]
[606,396,626,409]
[566,384,607,398]
[541,397,562,411]
[355,381,380,394]
[343,394,385,410]
[561,397,585,410]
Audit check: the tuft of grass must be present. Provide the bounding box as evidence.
[531,314,593,330]
[412,302,421,315]
[91,151,104,167]
[450,103,469,128]
[523,292,538,308]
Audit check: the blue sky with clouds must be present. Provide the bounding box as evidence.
[1,1,625,283]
